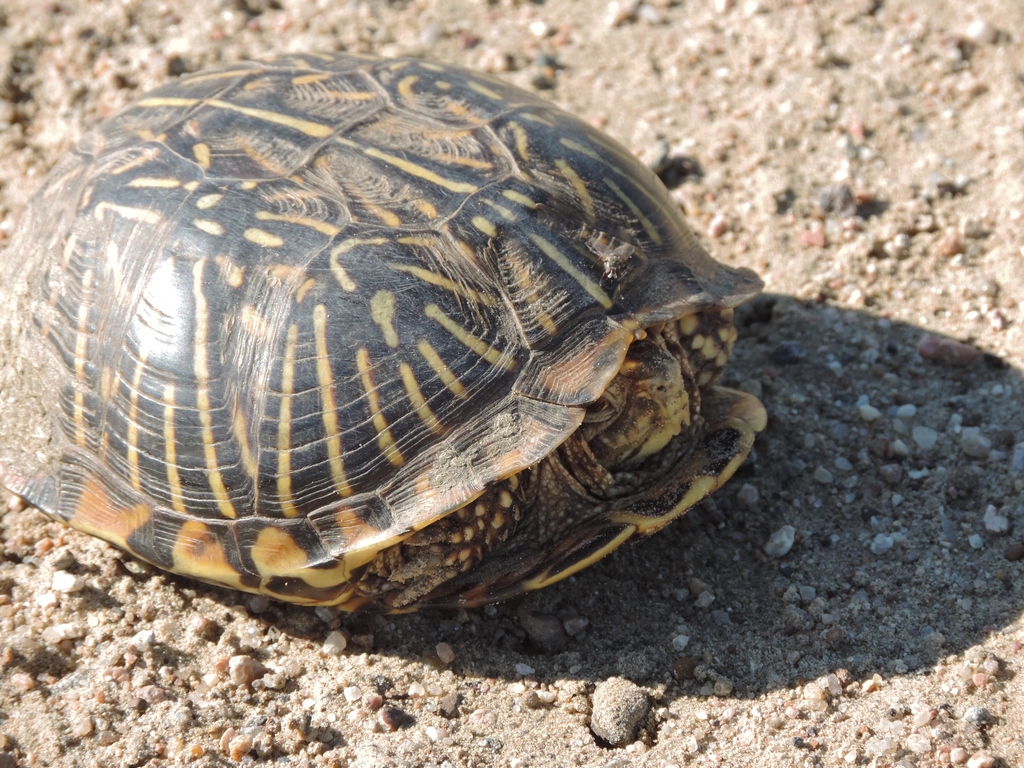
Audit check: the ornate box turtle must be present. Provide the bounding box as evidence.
[0,53,766,611]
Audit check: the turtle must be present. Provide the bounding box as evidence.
[0,52,766,611]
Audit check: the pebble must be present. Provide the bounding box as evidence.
[435,642,456,664]
[590,678,650,746]
[870,534,893,555]
[520,611,570,654]
[228,655,266,686]
[764,525,795,557]
[707,214,728,238]
[323,631,347,655]
[963,706,993,726]
[834,457,853,472]
[343,686,362,703]
[131,629,156,651]
[771,341,805,365]
[890,439,910,457]
[966,751,995,768]
[379,706,407,732]
[965,19,997,45]
[905,733,930,754]
[982,505,1009,534]
[968,534,984,550]
[917,334,979,367]
[813,467,834,483]
[912,426,938,451]
[737,483,759,508]
[950,747,970,764]
[51,571,85,593]
[858,404,882,422]
[895,404,917,419]
[960,428,992,459]
[1005,542,1024,561]
[515,663,535,676]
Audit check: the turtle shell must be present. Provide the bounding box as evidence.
[0,53,761,607]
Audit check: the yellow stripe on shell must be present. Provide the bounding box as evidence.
[602,177,662,245]
[128,177,181,188]
[356,348,405,466]
[255,210,341,237]
[528,233,613,309]
[70,476,151,551]
[329,237,389,291]
[424,304,515,370]
[399,362,442,434]
[313,304,352,497]
[244,228,284,248]
[370,290,399,348]
[126,351,146,491]
[162,383,187,514]
[93,203,161,223]
[417,340,467,399]
[193,143,211,169]
[387,260,496,306]
[555,159,595,220]
[276,324,300,517]
[195,193,223,209]
[193,259,237,519]
[362,146,478,194]
[203,98,334,137]
[193,219,224,236]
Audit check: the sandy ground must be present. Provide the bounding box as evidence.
[1,0,1023,766]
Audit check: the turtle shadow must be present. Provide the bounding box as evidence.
[250,293,1023,698]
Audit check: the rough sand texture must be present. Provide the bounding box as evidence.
[0,1,1022,767]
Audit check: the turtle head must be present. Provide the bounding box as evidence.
[581,336,693,468]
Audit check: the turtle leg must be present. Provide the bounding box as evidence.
[421,386,766,609]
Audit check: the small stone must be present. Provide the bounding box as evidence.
[323,631,348,655]
[437,692,460,718]
[343,686,362,703]
[917,334,979,366]
[771,341,805,365]
[672,634,690,652]
[248,596,270,614]
[713,679,734,696]
[834,457,853,472]
[963,706,993,726]
[858,404,882,422]
[905,733,931,754]
[52,570,85,593]
[965,19,997,45]
[950,747,969,764]
[435,642,456,665]
[707,214,728,238]
[515,663,535,676]
[870,534,893,555]
[520,611,569,654]
[228,655,266,686]
[813,466,834,483]
[890,439,910,457]
[379,706,407,732]
[966,750,995,768]
[562,615,590,636]
[895,404,918,418]
[968,534,984,549]
[937,229,964,256]
[408,681,426,698]
[228,734,252,761]
[131,629,156,651]
[983,505,1009,534]
[961,428,992,459]
[912,426,938,451]
[1004,542,1024,561]
[764,525,796,558]
[798,585,816,602]
[694,591,715,609]
[878,464,902,484]
[590,678,650,746]
[736,483,759,508]
[672,657,697,680]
